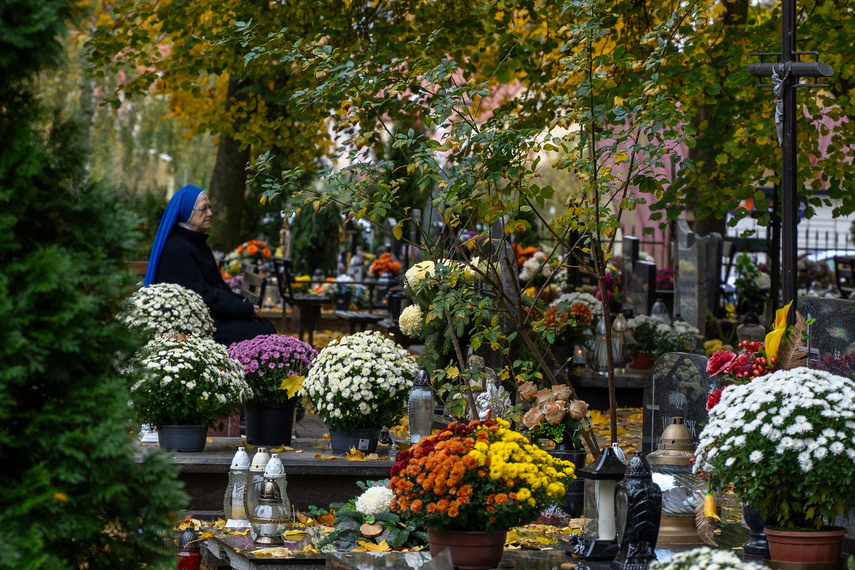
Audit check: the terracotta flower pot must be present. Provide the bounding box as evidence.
[630,352,655,370]
[764,527,846,564]
[428,529,507,570]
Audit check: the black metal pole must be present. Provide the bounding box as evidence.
[781,0,798,321]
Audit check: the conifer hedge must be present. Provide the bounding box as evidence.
[0,1,188,567]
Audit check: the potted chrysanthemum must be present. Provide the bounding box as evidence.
[118,283,215,341]
[694,367,855,564]
[127,335,253,451]
[228,334,317,446]
[300,331,417,454]
[390,418,576,569]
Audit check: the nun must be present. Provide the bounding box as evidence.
[144,185,277,346]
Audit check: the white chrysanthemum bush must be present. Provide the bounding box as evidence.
[127,335,252,427]
[300,331,417,433]
[649,548,765,570]
[694,367,855,530]
[355,486,394,516]
[118,283,215,340]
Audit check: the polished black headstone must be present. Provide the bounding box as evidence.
[641,352,711,455]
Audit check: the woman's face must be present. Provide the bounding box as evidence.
[187,193,212,232]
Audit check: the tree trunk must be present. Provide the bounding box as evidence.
[208,75,251,251]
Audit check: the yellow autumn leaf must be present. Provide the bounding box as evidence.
[199,531,215,538]
[393,223,403,240]
[284,530,307,539]
[301,544,320,553]
[614,150,628,164]
[365,453,380,460]
[446,365,460,379]
[505,529,519,544]
[213,518,227,529]
[352,540,391,552]
[314,454,338,460]
[346,448,365,461]
[613,96,626,107]
[278,375,305,398]
[231,528,250,536]
[53,492,68,502]
[253,547,293,558]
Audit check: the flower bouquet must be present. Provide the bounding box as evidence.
[389,418,577,533]
[694,367,855,530]
[519,382,590,451]
[369,252,401,277]
[118,283,215,341]
[734,252,770,308]
[312,481,428,551]
[649,547,765,570]
[628,315,700,358]
[532,292,603,347]
[300,331,417,434]
[519,250,557,287]
[222,239,272,276]
[127,335,252,427]
[227,334,317,404]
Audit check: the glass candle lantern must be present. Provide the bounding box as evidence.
[646,417,704,546]
[570,445,626,560]
[408,367,434,444]
[224,446,250,527]
[243,447,270,526]
[249,479,288,545]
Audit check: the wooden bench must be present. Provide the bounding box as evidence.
[334,310,384,334]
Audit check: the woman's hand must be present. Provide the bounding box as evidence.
[253,304,262,318]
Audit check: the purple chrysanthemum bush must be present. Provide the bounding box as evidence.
[228,334,318,404]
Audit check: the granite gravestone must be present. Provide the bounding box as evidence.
[705,233,723,316]
[798,297,855,540]
[798,297,855,371]
[622,236,640,315]
[626,260,657,317]
[676,221,707,334]
[641,352,711,455]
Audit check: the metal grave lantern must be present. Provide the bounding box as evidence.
[646,417,704,546]
[567,445,626,560]
[249,478,289,545]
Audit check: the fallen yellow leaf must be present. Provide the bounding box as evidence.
[352,540,391,552]
[231,528,250,536]
[213,519,227,529]
[270,445,285,453]
[314,454,338,460]
[365,453,379,460]
[347,448,365,461]
[253,546,293,558]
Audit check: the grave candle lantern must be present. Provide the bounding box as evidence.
[567,445,626,560]
[249,479,288,546]
[646,417,704,546]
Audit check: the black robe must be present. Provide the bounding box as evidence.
[155,225,276,346]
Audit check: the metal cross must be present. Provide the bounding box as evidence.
[746,0,834,321]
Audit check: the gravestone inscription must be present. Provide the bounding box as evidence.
[641,352,711,455]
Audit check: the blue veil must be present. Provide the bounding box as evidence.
[143,185,205,286]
